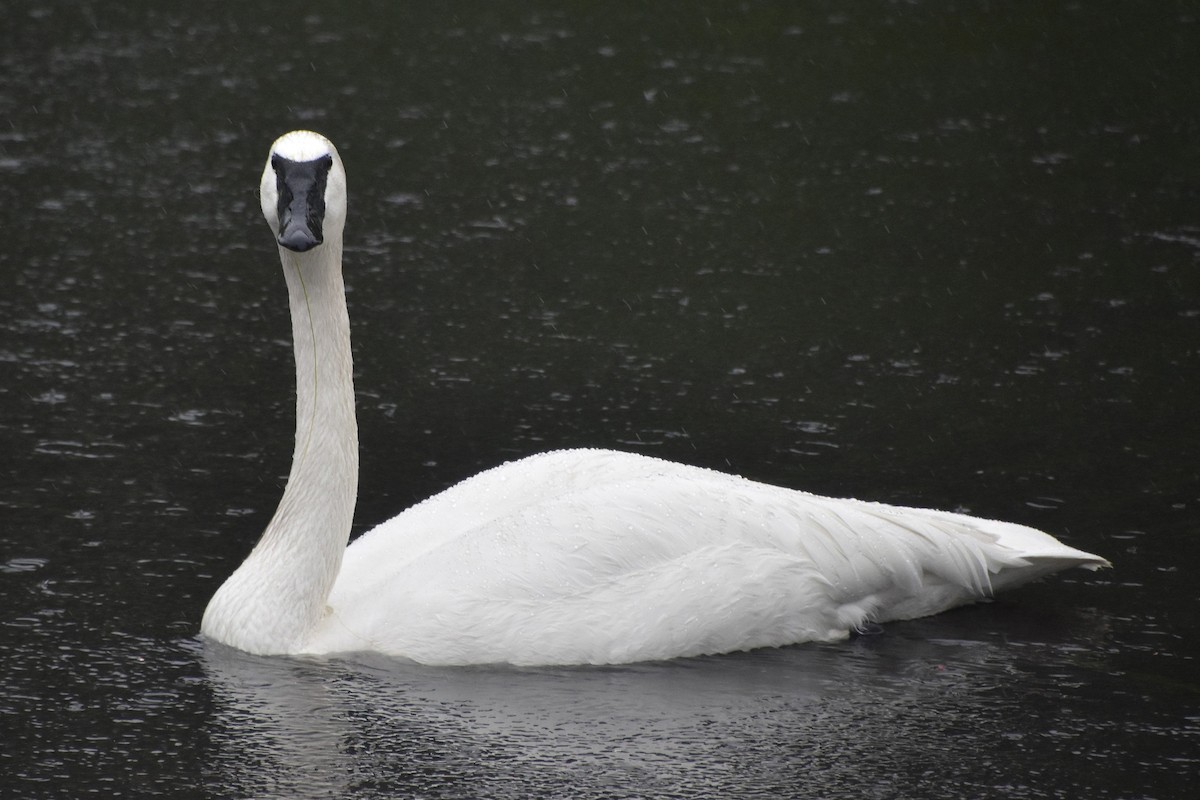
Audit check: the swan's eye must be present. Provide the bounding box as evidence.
[271,153,333,252]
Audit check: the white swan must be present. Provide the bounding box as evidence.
[201,130,1109,666]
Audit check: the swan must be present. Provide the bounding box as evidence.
[200,130,1109,666]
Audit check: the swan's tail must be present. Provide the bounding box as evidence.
[887,502,1111,592]
[803,495,1110,626]
[972,513,1110,592]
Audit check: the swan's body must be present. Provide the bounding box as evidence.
[201,130,1109,666]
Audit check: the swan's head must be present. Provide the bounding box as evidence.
[260,130,347,253]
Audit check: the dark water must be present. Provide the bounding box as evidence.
[2,1,1198,797]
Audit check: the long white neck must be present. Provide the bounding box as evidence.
[202,239,358,653]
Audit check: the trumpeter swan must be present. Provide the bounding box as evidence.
[200,130,1109,666]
